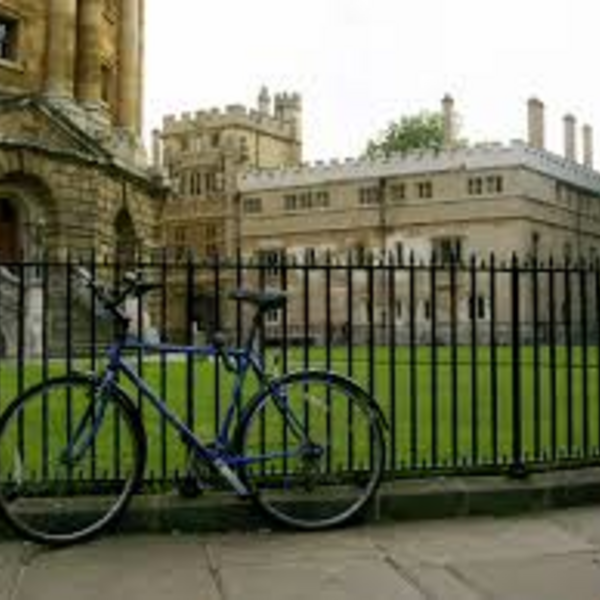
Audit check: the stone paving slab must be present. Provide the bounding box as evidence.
[14,537,219,600]
[0,544,29,600]
[368,514,594,566]
[400,564,486,600]
[456,552,600,600]
[205,527,378,567]
[546,505,600,546]
[218,557,425,600]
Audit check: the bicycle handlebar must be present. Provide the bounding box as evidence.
[75,267,163,329]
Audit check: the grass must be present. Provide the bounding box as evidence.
[0,344,598,481]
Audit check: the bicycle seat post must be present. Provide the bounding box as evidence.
[227,289,287,360]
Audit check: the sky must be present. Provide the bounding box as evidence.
[145,0,600,163]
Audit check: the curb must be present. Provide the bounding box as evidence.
[2,468,599,540]
[116,466,600,535]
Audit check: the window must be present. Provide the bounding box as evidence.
[211,133,221,147]
[416,181,433,199]
[391,183,406,202]
[173,226,186,244]
[314,191,330,208]
[469,296,487,320]
[258,250,282,276]
[395,242,405,265]
[432,237,463,264]
[0,17,18,62]
[100,64,113,104]
[299,192,312,209]
[243,197,262,214]
[285,190,329,211]
[304,247,317,266]
[266,309,280,324]
[468,177,483,195]
[284,194,297,211]
[423,300,431,321]
[192,172,203,195]
[354,244,368,266]
[395,300,403,320]
[205,173,217,193]
[563,242,572,262]
[531,231,540,259]
[359,187,380,205]
[205,224,217,241]
[486,176,504,194]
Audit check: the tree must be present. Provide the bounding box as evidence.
[364,111,446,158]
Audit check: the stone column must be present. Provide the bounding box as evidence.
[527,97,545,150]
[583,124,594,169]
[75,0,103,105]
[117,0,141,132]
[441,94,456,148]
[44,0,78,97]
[136,0,145,133]
[564,114,577,162]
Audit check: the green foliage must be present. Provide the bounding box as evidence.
[364,111,446,158]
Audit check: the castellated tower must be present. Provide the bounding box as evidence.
[157,87,303,339]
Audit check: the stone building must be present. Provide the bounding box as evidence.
[238,97,600,343]
[0,0,168,356]
[155,87,301,338]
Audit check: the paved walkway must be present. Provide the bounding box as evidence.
[2,506,600,599]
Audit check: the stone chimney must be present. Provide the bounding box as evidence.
[151,129,162,167]
[527,97,545,149]
[258,86,271,115]
[441,94,455,148]
[564,114,577,162]
[583,124,594,168]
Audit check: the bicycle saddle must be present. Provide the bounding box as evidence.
[228,289,287,311]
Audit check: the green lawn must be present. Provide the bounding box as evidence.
[0,345,598,480]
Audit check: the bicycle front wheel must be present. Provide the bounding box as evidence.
[238,371,385,530]
[0,374,146,545]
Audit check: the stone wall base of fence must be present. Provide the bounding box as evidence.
[2,468,599,540]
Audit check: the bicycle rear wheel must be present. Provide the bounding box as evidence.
[0,374,146,545]
[237,371,385,529]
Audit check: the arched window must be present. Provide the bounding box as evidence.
[0,198,20,263]
[114,209,137,266]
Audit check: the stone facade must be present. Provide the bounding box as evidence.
[0,0,167,356]
[238,102,600,341]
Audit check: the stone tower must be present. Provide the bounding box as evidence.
[155,87,302,339]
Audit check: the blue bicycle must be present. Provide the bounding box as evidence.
[0,268,386,545]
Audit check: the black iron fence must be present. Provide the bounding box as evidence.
[1,253,600,484]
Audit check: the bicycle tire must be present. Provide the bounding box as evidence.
[236,370,385,530]
[0,373,146,546]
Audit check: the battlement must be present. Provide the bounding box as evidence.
[239,140,600,194]
[161,88,302,141]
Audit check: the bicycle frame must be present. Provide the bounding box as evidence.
[74,334,309,497]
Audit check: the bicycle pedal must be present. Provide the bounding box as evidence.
[176,475,205,499]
